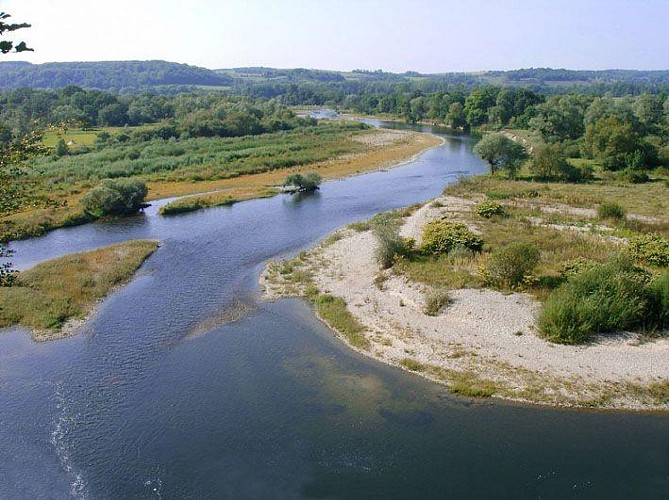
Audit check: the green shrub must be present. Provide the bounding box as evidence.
[629,233,669,267]
[538,259,655,344]
[622,169,650,184]
[597,201,626,220]
[80,179,148,217]
[649,273,669,328]
[283,172,321,192]
[485,242,540,289]
[559,257,598,280]
[475,200,507,219]
[373,225,414,269]
[424,289,451,316]
[420,221,483,255]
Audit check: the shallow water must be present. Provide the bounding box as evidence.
[1,125,667,498]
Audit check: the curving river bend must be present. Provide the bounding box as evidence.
[1,122,667,498]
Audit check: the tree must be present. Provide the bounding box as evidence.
[0,11,36,285]
[529,142,581,181]
[464,86,499,127]
[54,138,69,157]
[445,102,466,129]
[529,95,589,143]
[80,179,148,217]
[282,172,322,193]
[473,133,528,177]
[0,12,33,54]
[583,116,646,170]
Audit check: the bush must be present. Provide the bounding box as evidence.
[538,259,656,344]
[475,200,507,219]
[597,201,626,220]
[424,289,451,316]
[283,172,321,192]
[559,257,598,280]
[373,225,414,269]
[622,169,650,184]
[485,242,540,289]
[80,179,148,217]
[629,233,669,267]
[649,273,669,328]
[420,221,483,255]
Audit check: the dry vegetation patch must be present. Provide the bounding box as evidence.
[0,240,159,339]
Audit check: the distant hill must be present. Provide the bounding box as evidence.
[2,61,668,95]
[0,60,233,91]
[218,66,669,95]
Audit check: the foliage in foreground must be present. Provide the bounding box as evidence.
[629,233,669,267]
[538,258,667,344]
[0,240,158,332]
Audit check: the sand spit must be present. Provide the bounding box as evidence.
[262,196,668,411]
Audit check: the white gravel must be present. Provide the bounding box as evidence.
[263,195,668,409]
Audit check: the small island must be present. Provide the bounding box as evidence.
[0,240,159,341]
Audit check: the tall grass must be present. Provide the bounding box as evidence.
[538,258,665,344]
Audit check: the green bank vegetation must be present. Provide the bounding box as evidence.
[0,240,158,338]
[384,155,669,344]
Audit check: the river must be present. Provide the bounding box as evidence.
[1,122,667,498]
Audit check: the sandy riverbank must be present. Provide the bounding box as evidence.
[262,195,669,411]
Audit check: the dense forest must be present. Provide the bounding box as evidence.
[2,60,669,95]
[0,60,232,92]
[2,81,666,175]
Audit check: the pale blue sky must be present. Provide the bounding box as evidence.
[2,0,668,72]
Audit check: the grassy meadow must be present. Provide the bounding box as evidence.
[3,122,438,240]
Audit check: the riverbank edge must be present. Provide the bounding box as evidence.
[260,201,668,412]
[1,239,160,342]
[154,129,444,215]
[1,128,442,242]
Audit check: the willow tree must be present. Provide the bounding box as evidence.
[473,133,528,177]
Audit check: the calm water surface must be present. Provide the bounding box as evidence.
[1,124,667,499]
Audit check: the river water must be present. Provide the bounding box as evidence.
[1,123,667,498]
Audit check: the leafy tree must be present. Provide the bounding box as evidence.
[0,245,16,286]
[529,142,581,181]
[80,179,148,217]
[282,172,322,192]
[54,138,69,157]
[464,86,499,127]
[529,95,589,143]
[0,12,33,54]
[473,133,528,177]
[0,12,38,284]
[583,116,647,170]
[445,102,466,129]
